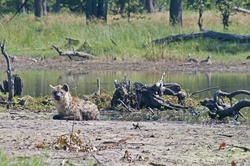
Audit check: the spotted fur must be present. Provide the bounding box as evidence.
[50,84,100,120]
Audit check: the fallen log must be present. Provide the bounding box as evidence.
[200,89,250,120]
[153,30,250,44]
[201,98,250,120]
[52,45,96,61]
[233,6,250,14]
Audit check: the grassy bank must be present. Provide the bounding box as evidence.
[0,11,249,61]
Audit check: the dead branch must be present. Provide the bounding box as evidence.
[214,89,250,106]
[0,40,14,102]
[153,30,250,44]
[98,137,132,151]
[92,78,101,96]
[190,86,219,97]
[52,45,96,61]
[0,101,16,105]
[148,107,156,115]
[117,99,133,112]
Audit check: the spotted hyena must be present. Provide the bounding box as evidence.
[50,84,100,120]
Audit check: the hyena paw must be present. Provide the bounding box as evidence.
[53,115,64,120]
[53,115,81,121]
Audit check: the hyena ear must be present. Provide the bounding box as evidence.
[62,84,69,92]
[50,84,55,90]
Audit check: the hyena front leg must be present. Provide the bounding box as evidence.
[53,115,81,121]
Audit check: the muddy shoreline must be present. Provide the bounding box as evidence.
[0,56,250,73]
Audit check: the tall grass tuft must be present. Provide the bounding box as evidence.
[0,11,249,61]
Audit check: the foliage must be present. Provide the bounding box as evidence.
[216,0,242,29]
[189,0,212,30]
[61,0,85,13]
[91,93,113,110]
[0,0,34,14]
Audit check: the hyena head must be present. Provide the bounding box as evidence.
[50,84,70,101]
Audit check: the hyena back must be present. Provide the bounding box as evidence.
[50,84,100,120]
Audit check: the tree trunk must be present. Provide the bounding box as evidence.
[119,0,126,14]
[19,0,26,14]
[169,0,182,26]
[34,0,47,17]
[52,0,61,13]
[97,0,108,21]
[86,0,108,23]
[86,0,97,20]
[145,0,155,13]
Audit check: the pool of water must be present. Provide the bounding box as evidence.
[1,70,249,100]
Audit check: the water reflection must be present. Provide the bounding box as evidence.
[0,70,249,99]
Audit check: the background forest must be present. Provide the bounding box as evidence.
[0,0,250,61]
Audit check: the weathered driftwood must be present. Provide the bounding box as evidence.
[111,74,188,111]
[213,89,250,107]
[52,45,96,61]
[111,77,135,109]
[134,81,187,110]
[1,74,23,96]
[200,89,250,120]
[162,83,187,105]
[153,30,250,44]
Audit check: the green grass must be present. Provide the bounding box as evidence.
[0,11,249,61]
[0,150,46,166]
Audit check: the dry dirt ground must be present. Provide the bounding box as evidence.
[0,57,250,166]
[0,117,250,166]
